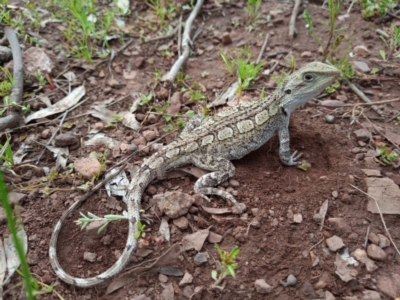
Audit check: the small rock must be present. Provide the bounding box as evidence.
[54,132,79,147]
[341,193,351,203]
[336,94,348,101]
[134,56,145,68]
[328,218,352,234]
[293,213,303,223]
[229,179,240,187]
[157,87,169,99]
[167,92,182,115]
[376,275,397,298]
[313,213,322,223]
[142,130,157,142]
[83,252,96,262]
[182,285,194,298]
[254,279,272,294]
[8,192,27,206]
[353,61,370,73]
[173,216,189,230]
[325,291,336,300]
[354,45,371,57]
[355,153,365,160]
[326,235,345,252]
[74,157,101,180]
[93,122,104,130]
[377,234,390,248]
[148,113,158,123]
[41,129,51,139]
[326,114,335,123]
[368,232,380,245]
[179,271,193,286]
[351,147,361,154]
[221,32,232,45]
[301,281,317,298]
[332,191,338,198]
[287,209,294,219]
[158,273,168,283]
[207,231,222,243]
[362,169,381,177]
[161,282,174,300]
[354,128,370,141]
[155,192,195,219]
[85,220,108,238]
[348,232,359,240]
[194,252,209,265]
[280,274,297,287]
[367,244,387,261]
[101,235,112,245]
[361,290,381,300]
[14,47,55,75]
[301,51,312,58]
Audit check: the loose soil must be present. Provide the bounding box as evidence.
[1,1,400,299]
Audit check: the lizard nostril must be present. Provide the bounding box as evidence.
[285,89,292,95]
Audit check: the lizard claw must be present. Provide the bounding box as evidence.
[288,150,303,165]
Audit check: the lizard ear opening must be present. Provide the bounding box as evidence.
[285,89,292,95]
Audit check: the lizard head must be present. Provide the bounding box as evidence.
[278,62,341,115]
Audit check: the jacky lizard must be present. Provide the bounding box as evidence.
[49,62,340,287]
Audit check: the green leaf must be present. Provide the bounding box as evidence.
[98,222,109,233]
[211,270,218,280]
[379,50,386,61]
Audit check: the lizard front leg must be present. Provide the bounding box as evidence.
[278,125,302,166]
[191,154,242,212]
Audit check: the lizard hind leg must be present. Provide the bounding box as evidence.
[191,154,242,213]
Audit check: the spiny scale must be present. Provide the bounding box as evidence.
[49,62,340,287]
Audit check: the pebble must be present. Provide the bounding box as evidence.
[355,153,365,160]
[377,234,390,248]
[142,130,157,142]
[351,147,361,154]
[376,275,398,298]
[293,213,303,223]
[179,272,193,286]
[362,169,381,177]
[155,192,195,219]
[93,122,104,130]
[332,191,338,198]
[194,252,209,265]
[207,231,222,243]
[341,193,351,204]
[229,179,240,187]
[41,129,51,139]
[158,273,168,283]
[361,290,381,300]
[325,291,336,300]
[83,252,96,262]
[74,157,101,180]
[313,213,323,223]
[353,61,370,73]
[148,113,158,123]
[173,216,189,230]
[182,286,194,298]
[221,32,232,45]
[85,220,108,238]
[326,235,345,252]
[354,45,371,57]
[325,115,335,123]
[367,244,387,261]
[280,274,297,287]
[54,132,79,147]
[354,128,370,141]
[301,51,312,58]
[254,279,272,294]
[368,232,380,245]
[8,192,27,206]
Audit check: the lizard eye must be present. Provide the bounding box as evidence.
[303,73,314,82]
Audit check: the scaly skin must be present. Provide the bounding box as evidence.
[49,62,340,287]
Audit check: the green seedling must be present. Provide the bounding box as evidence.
[245,0,261,27]
[16,270,65,300]
[76,210,128,233]
[201,71,209,78]
[0,173,35,299]
[379,24,400,60]
[0,137,14,167]
[140,93,153,106]
[211,244,239,290]
[377,146,399,165]
[148,0,177,28]
[0,66,13,97]
[135,221,146,239]
[359,0,397,18]
[34,70,47,87]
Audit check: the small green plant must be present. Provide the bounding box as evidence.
[76,210,128,233]
[245,0,261,27]
[140,93,153,106]
[220,46,264,98]
[359,0,397,18]
[379,24,400,60]
[148,0,177,28]
[0,137,14,167]
[0,66,13,97]
[304,0,347,62]
[0,173,35,299]
[201,71,209,78]
[135,221,146,239]
[211,244,239,290]
[34,70,48,87]
[16,270,65,299]
[377,145,399,165]
[272,71,290,84]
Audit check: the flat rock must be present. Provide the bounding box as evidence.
[326,235,345,252]
[142,130,157,142]
[54,133,79,147]
[325,291,336,300]
[353,61,370,73]
[194,252,209,265]
[173,216,189,230]
[161,282,174,300]
[365,177,400,214]
[83,252,96,262]
[354,45,371,56]
[354,128,370,141]
[207,231,222,243]
[377,234,390,248]
[361,290,381,300]
[254,279,272,294]
[368,232,380,245]
[376,275,398,298]
[155,192,195,219]
[10,47,55,75]
[179,271,193,286]
[85,220,108,238]
[367,244,387,261]
[8,191,27,206]
[74,157,101,180]
[362,169,381,177]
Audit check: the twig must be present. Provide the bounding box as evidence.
[342,78,384,116]
[387,112,400,123]
[308,237,325,252]
[346,0,356,14]
[363,225,370,248]
[350,184,400,256]
[0,27,24,131]
[256,33,269,64]
[376,29,389,39]
[288,0,301,40]
[162,0,204,83]
[326,97,400,108]
[177,14,183,57]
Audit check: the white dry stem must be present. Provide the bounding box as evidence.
[162,0,204,83]
[350,184,400,256]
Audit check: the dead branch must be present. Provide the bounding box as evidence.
[162,0,204,84]
[256,33,269,64]
[343,78,384,117]
[288,0,301,40]
[0,27,24,132]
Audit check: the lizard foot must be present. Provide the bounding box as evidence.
[196,187,242,214]
[286,150,303,166]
